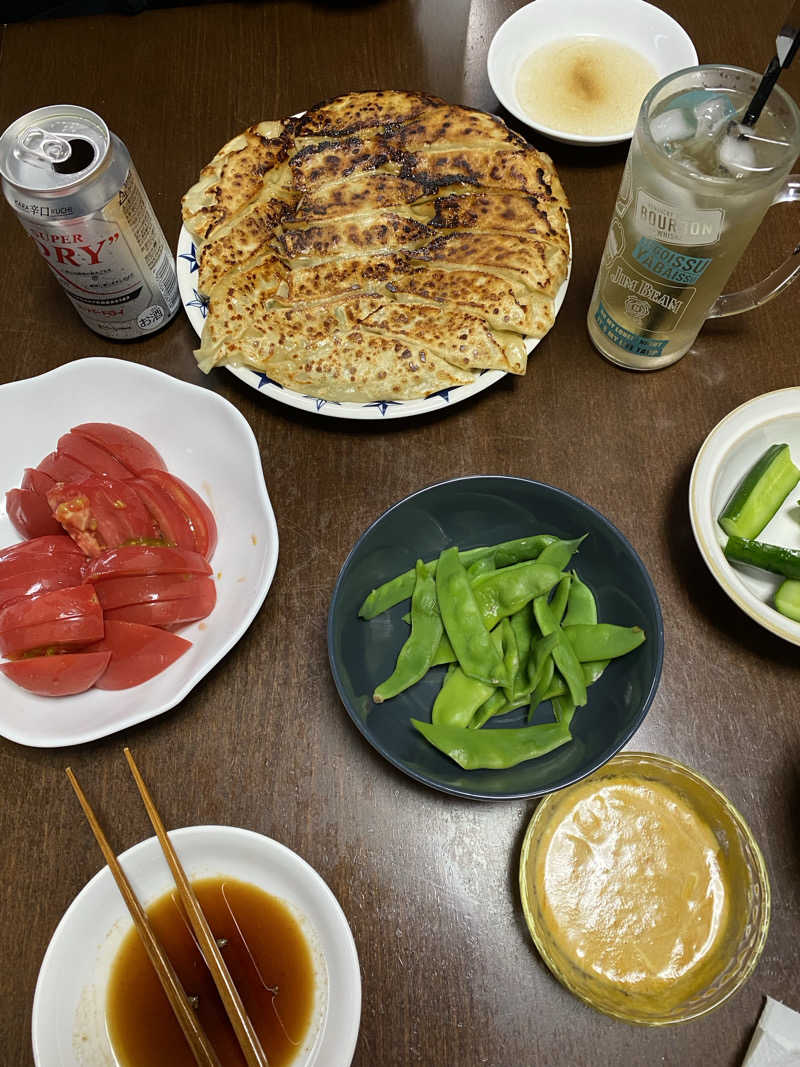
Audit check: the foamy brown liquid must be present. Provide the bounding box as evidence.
[516,37,659,136]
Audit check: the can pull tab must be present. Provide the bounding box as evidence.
[15,127,72,166]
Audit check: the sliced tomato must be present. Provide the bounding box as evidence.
[37,450,95,483]
[6,488,62,539]
[0,534,83,566]
[1,651,111,696]
[21,467,56,495]
[139,469,217,561]
[130,478,195,550]
[56,431,135,480]
[94,573,209,610]
[103,581,216,629]
[0,616,104,657]
[47,477,158,557]
[70,423,166,476]
[84,544,212,581]
[0,551,86,607]
[0,584,101,632]
[89,619,191,690]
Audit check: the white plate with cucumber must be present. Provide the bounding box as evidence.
[690,387,800,646]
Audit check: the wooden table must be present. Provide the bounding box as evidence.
[1,2,798,1064]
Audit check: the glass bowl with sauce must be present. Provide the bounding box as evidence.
[519,752,770,1024]
[487,0,698,145]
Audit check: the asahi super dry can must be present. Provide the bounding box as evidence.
[0,105,179,340]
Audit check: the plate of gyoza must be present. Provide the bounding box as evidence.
[177,89,571,419]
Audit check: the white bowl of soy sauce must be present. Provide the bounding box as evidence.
[487,0,698,145]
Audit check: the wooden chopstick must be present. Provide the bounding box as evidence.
[65,766,223,1067]
[123,747,270,1067]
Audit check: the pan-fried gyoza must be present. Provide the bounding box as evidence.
[182,90,569,402]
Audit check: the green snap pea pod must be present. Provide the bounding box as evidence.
[527,631,559,690]
[548,574,572,626]
[498,618,521,703]
[471,561,562,630]
[469,690,530,729]
[533,596,587,708]
[536,535,587,573]
[358,534,559,619]
[432,666,495,728]
[373,560,443,702]
[436,547,508,686]
[467,554,496,580]
[724,535,800,579]
[412,717,572,770]
[540,659,609,702]
[527,645,557,722]
[563,623,645,661]
[430,632,457,667]
[562,571,597,627]
[552,693,576,729]
[507,604,535,702]
[582,659,610,686]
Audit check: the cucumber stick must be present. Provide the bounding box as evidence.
[724,536,800,580]
[718,443,799,539]
[775,580,800,622]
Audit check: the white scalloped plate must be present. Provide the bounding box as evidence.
[0,358,279,746]
[32,825,361,1066]
[690,387,800,646]
[176,222,571,420]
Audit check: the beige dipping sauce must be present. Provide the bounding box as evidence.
[534,776,730,993]
[516,37,659,136]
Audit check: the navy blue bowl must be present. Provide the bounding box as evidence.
[328,476,664,801]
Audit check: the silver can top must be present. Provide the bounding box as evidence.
[0,105,110,196]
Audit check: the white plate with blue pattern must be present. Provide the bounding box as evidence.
[176,223,570,420]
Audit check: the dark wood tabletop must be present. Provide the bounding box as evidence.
[1,2,799,1065]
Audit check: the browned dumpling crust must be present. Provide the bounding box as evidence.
[182,90,570,402]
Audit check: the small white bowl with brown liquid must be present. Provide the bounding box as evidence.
[487,0,698,145]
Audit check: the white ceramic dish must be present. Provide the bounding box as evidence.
[32,825,361,1066]
[0,358,279,746]
[690,387,800,646]
[176,223,571,420]
[487,0,698,145]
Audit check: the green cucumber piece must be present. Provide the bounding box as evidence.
[724,535,800,579]
[718,443,799,539]
[774,579,800,622]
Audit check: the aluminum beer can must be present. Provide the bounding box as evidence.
[0,105,180,340]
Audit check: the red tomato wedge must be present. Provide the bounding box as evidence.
[0,542,86,608]
[5,488,62,539]
[130,478,196,551]
[21,467,56,495]
[37,450,96,484]
[0,651,111,696]
[93,573,211,610]
[47,477,158,557]
[0,534,83,565]
[139,469,217,561]
[56,431,135,480]
[71,423,166,476]
[84,544,212,581]
[88,619,191,690]
[0,585,103,656]
[0,569,84,609]
[103,581,216,629]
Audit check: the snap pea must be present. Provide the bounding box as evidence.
[507,605,535,703]
[436,547,508,686]
[533,596,587,708]
[471,561,562,630]
[548,574,572,626]
[536,535,586,573]
[552,694,576,729]
[432,666,494,728]
[373,560,443,702]
[430,632,456,667]
[527,644,556,722]
[469,689,508,729]
[358,534,559,619]
[411,717,572,770]
[562,571,597,627]
[563,623,645,661]
[467,555,496,580]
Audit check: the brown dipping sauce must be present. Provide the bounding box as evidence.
[106,876,316,1067]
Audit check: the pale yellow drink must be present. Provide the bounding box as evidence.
[587,66,800,369]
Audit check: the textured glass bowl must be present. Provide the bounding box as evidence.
[519,752,771,1024]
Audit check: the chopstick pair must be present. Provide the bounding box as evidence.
[66,748,270,1067]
